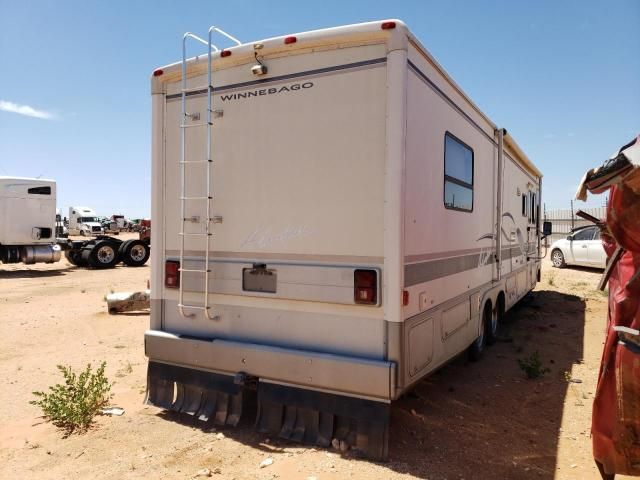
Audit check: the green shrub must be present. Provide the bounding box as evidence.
[518,351,550,379]
[30,362,112,434]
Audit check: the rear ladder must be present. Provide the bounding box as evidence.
[177,28,241,320]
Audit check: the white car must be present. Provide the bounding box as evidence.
[550,225,607,269]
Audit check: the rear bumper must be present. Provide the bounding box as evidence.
[144,330,395,401]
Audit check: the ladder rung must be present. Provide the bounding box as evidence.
[181,218,220,223]
[180,268,211,273]
[180,122,212,129]
[180,160,212,164]
[179,232,212,236]
[181,86,211,93]
[178,304,210,310]
[181,196,212,200]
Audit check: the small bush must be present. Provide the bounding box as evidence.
[547,274,555,286]
[518,351,550,379]
[30,362,112,434]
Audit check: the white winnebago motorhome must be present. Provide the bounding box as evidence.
[68,206,104,236]
[145,20,543,459]
[0,177,62,264]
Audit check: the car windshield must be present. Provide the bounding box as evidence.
[79,217,98,223]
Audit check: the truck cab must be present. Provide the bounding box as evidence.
[0,176,62,264]
[68,207,104,236]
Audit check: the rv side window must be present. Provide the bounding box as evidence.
[531,193,537,225]
[443,133,473,212]
[28,186,51,195]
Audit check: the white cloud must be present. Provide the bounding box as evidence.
[0,100,56,120]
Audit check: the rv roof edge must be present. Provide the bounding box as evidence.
[150,19,407,91]
[504,131,542,178]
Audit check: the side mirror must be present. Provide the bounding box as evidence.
[542,221,552,237]
[567,235,573,241]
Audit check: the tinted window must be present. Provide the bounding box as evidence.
[573,228,595,241]
[444,133,473,212]
[28,186,51,195]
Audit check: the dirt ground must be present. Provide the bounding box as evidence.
[0,245,631,479]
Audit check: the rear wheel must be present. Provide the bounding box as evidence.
[485,302,499,345]
[87,241,120,269]
[551,249,566,268]
[118,240,132,257]
[121,239,150,267]
[469,305,488,361]
[65,250,80,266]
[496,293,506,326]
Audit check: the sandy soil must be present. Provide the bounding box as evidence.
[0,250,631,479]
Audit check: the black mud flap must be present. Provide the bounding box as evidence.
[145,362,243,426]
[256,382,390,460]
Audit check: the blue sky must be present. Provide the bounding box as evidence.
[0,0,638,217]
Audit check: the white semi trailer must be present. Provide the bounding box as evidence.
[145,20,543,459]
[0,177,62,265]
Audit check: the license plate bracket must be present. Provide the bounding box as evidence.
[242,264,277,294]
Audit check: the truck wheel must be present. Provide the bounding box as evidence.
[65,250,80,266]
[118,240,132,256]
[121,240,150,267]
[469,305,488,361]
[88,241,120,269]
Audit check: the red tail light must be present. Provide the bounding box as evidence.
[165,260,180,288]
[381,21,396,30]
[403,290,409,306]
[220,50,232,57]
[354,269,377,305]
[284,36,297,44]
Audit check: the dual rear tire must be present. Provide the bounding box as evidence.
[468,296,504,361]
[65,249,87,267]
[469,304,489,361]
[81,241,120,269]
[119,240,150,267]
[65,239,150,269]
